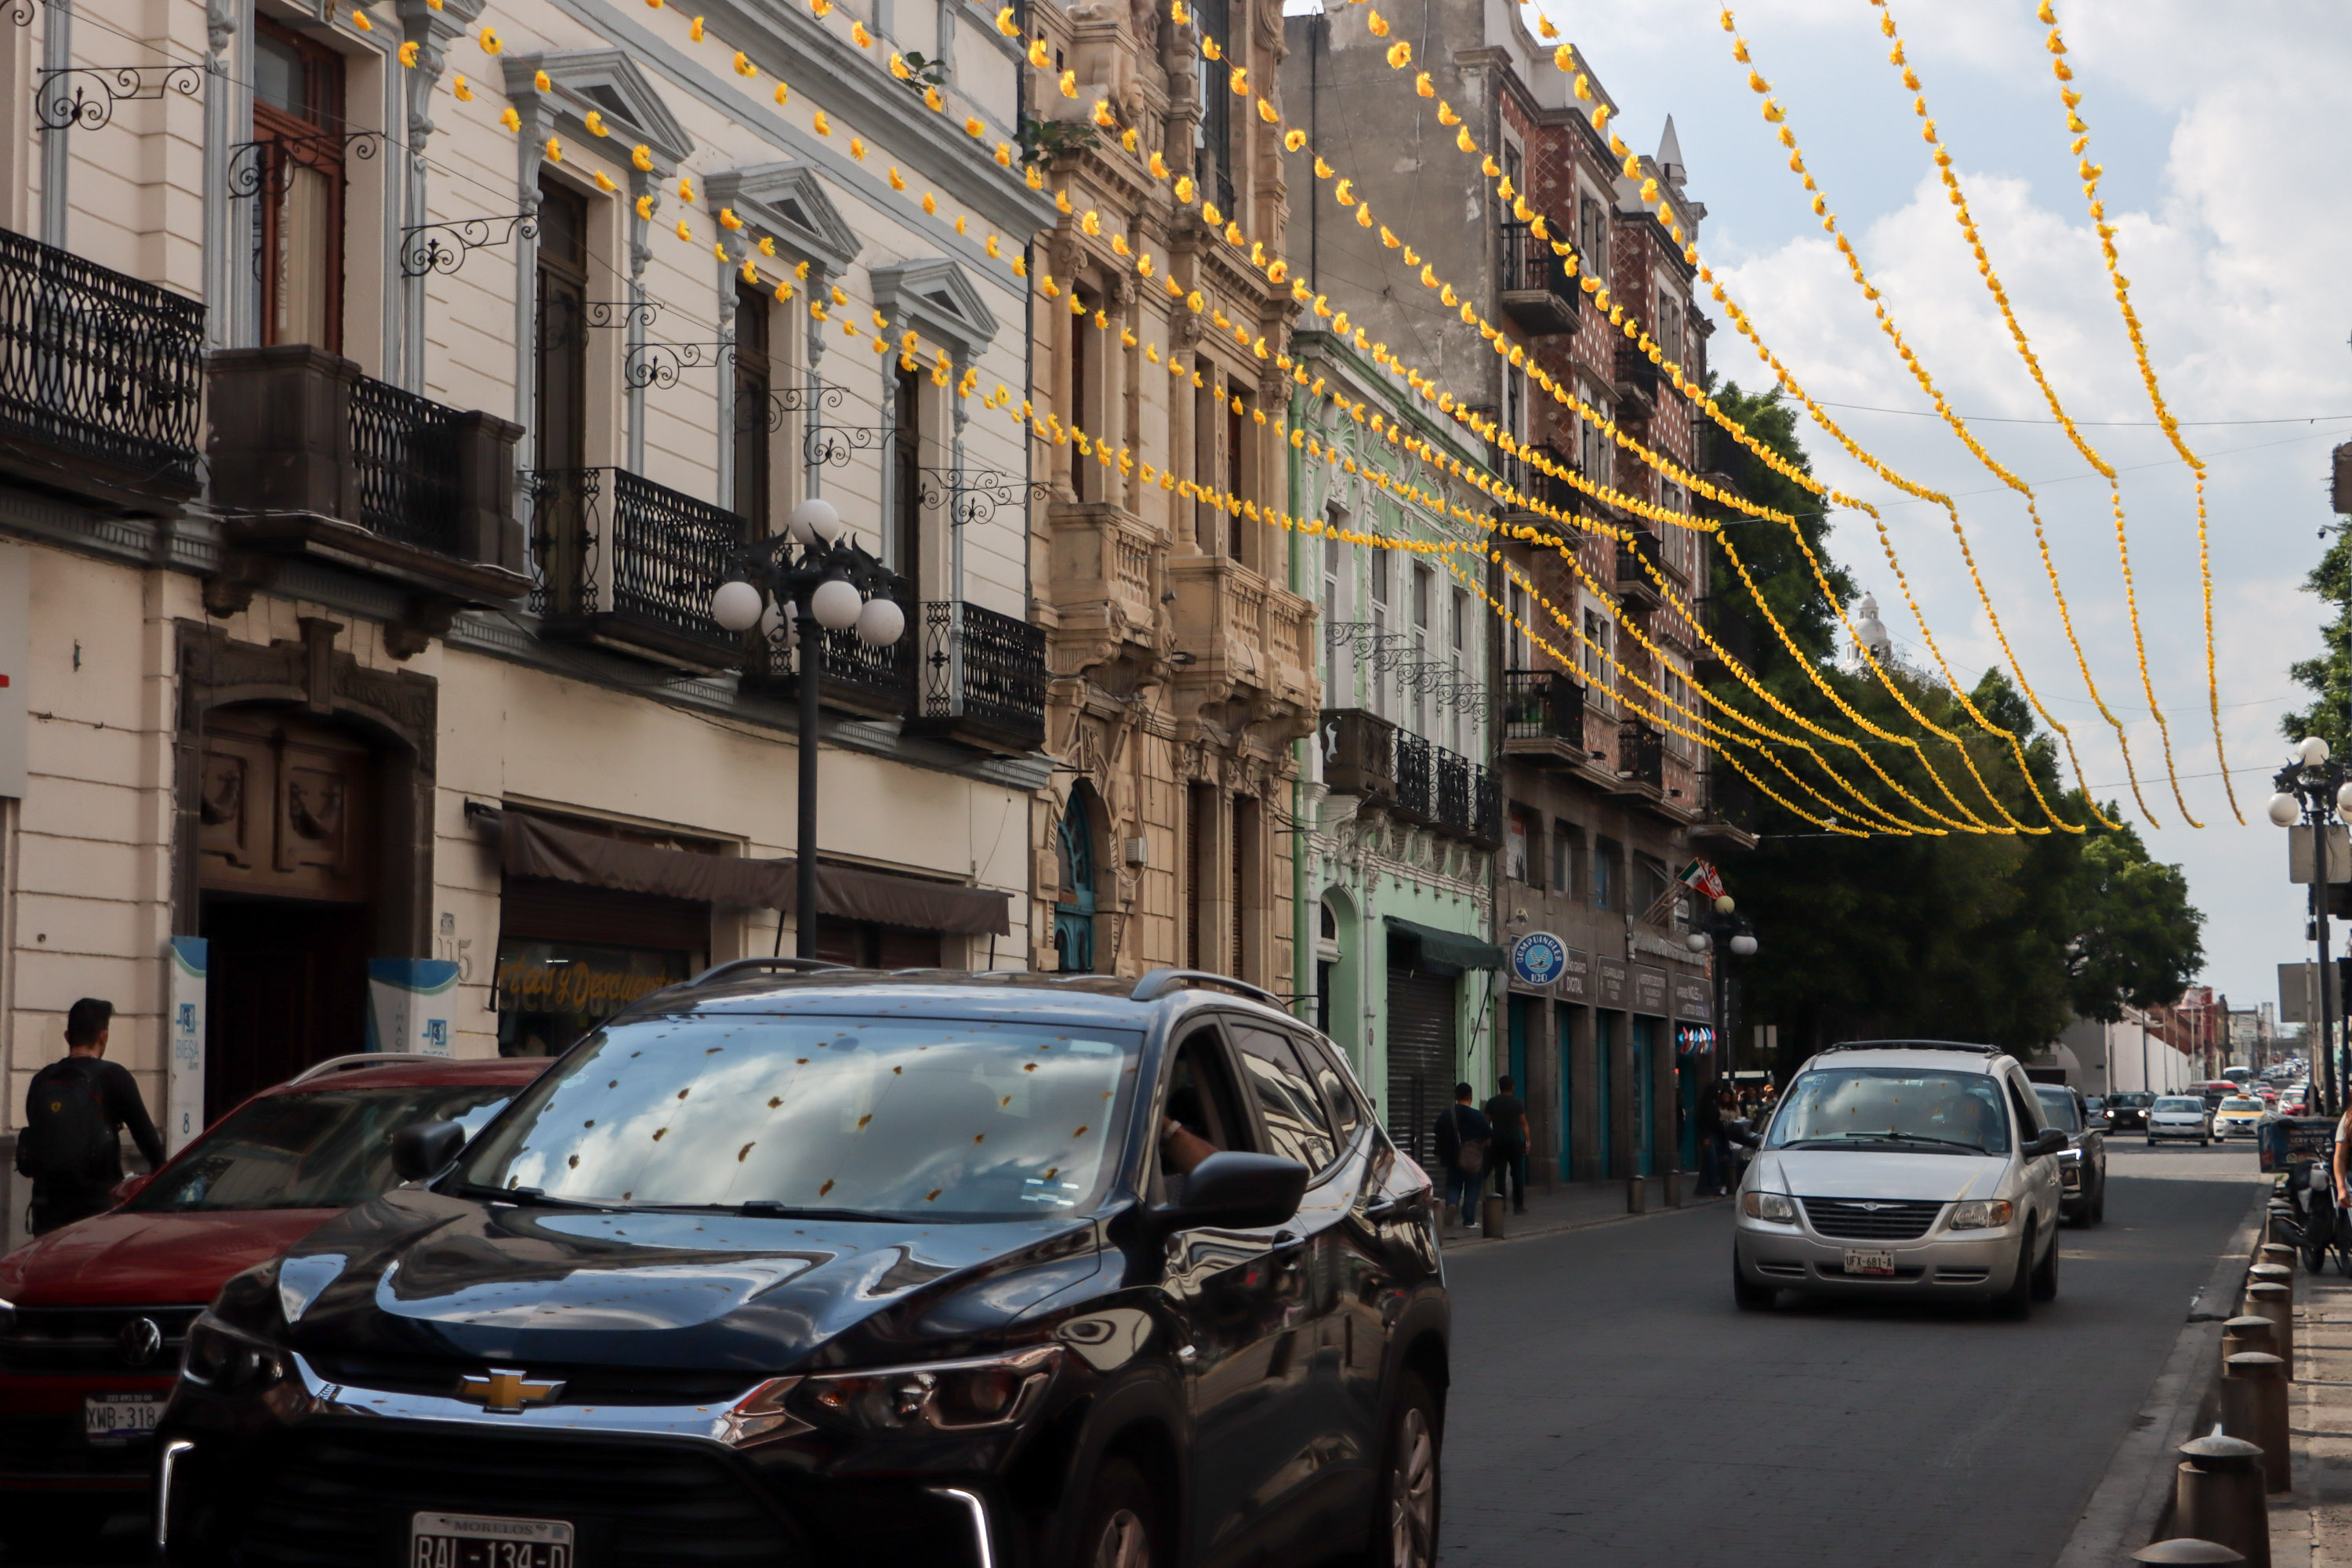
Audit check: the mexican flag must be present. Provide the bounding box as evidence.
[1679,859,1726,901]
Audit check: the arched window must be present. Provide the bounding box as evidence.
[1054,792,1097,973]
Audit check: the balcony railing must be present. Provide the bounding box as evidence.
[350,375,463,555]
[0,227,205,502]
[906,599,1048,753]
[1501,669,1585,765]
[1497,221,1577,336]
[1395,730,1433,821]
[778,585,919,719]
[1321,708,1398,803]
[1614,343,1661,414]
[1617,719,1664,792]
[531,467,745,669]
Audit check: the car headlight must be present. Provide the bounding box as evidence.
[1948,1200,2014,1231]
[181,1314,286,1395]
[792,1345,1059,1435]
[1740,1191,1796,1223]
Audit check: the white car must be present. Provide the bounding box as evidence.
[1733,1041,2067,1316]
[2146,1094,2212,1144]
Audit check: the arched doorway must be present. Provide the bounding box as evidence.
[1054,789,1097,973]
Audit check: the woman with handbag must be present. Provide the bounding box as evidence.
[1432,1082,1493,1230]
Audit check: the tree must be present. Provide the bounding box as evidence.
[2283,528,2351,754]
[2064,829,2206,1022]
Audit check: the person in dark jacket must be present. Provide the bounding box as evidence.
[18,999,164,1235]
[1694,1084,1726,1196]
[1432,1082,1491,1229]
[1483,1076,1530,1214]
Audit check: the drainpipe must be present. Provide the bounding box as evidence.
[1290,375,1311,1023]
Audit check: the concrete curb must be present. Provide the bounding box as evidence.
[2053,1186,2268,1568]
[1439,1192,1731,1254]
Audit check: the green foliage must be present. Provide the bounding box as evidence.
[895,51,949,90]
[1016,117,1098,169]
[2282,528,2351,754]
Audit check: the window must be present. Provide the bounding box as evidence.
[1635,854,1671,922]
[1578,194,1608,274]
[1161,1029,1250,1200]
[1593,836,1620,910]
[1194,381,1221,552]
[1582,608,1611,705]
[1193,0,1234,209]
[252,19,347,350]
[1228,397,1248,563]
[892,364,924,603]
[1323,528,1344,697]
[1070,287,1095,503]
[1185,782,1216,971]
[1505,807,1534,884]
[1370,546,1391,716]
[1300,1036,1363,1143]
[1451,588,1469,655]
[732,281,771,532]
[534,179,590,474]
[1552,818,1582,893]
[1232,795,1260,982]
[1232,1025,1338,1173]
[1507,580,1530,670]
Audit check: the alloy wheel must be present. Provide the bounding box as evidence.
[1388,1405,1436,1568]
[1093,1507,1149,1568]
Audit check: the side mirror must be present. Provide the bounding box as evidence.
[391,1119,467,1182]
[2030,1128,2069,1159]
[1152,1152,1308,1233]
[109,1172,153,1206]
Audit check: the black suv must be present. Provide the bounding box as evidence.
[157,964,1450,1568]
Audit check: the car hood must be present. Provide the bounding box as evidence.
[1755,1149,2011,1203]
[267,1187,1105,1375]
[0,1208,344,1306]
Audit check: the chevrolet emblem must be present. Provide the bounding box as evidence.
[457,1368,565,1414]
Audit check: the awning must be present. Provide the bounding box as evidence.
[1384,915,1504,977]
[500,811,1011,935]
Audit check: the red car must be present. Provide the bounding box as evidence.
[0,1052,546,1538]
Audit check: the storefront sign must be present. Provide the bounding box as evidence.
[1677,1023,1715,1056]
[1510,931,1568,990]
[1632,964,1668,1016]
[1557,946,1592,1004]
[1597,958,1628,1008]
[495,938,691,1055]
[165,937,206,1156]
[1674,971,1712,1023]
[368,959,459,1057]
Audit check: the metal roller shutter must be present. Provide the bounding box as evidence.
[1386,967,1457,1170]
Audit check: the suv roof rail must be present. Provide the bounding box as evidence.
[1131,968,1286,1009]
[289,1052,455,1084]
[688,957,854,985]
[1818,1040,2001,1057]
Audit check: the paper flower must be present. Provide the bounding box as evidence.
[1385,40,1410,68]
[1283,128,1306,152]
[1367,9,1388,34]
[675,220,692,240]
[583,110,608,136]
[498,105,520,131]
[1024,165,1043,189]
[995,5,1016,34]
[1149,150,1170,179]
[965,116,985,137]
[1200,35,1220,60]
[1257,96,1278,122]
[1080,209,1102,234]
[1229,66,1246,95]
[851,20,872,45]
[633,143,655,170]
[688,15,704,39]
[851,137,867,160]
[544,136,562,161]
[734,50,755,76]
[813,110,830,134]
[479,27,500,52]
[773,82,789,104]
[1027,35,1049,67]
[922,192,937,213]
[1174,175,1195,202]
[1120,127,1137,151]
[635,194,655,219]
[352,8,372,30]
[398,41,418,66]
[678,175,695,200]
[924,85,944,111]
[1414,71,1432,97]
[1058,69,1076,97]
[1201,201,1221,224]
[1093,98,1117,128]
[719,206,742,229]
[452,74,473,100]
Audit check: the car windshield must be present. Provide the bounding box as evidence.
[2154,1097,2203,1112]
[131,1084,517,1213]
[2033,1087,2082,1133]
[1765,1066,2012,1154]
[456,1014,1145,1220]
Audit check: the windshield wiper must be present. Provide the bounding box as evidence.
[633,1200,913,1223]
[454,1181,617,1211]
[1777,1134,1992,1154]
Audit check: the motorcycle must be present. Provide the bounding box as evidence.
[2264,1116,2352,1275]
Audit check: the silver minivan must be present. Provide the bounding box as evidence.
[1732,1042,2067,1316]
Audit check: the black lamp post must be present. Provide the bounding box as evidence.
[713,498,907,960]
[2269,737,2352,1118]
[1686,896,1758,1080]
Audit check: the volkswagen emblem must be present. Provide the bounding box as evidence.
[118,1316,165,1367]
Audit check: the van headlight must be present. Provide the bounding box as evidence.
[1740,1191,1796,1223]
[1948,1200,2014,1231]
[792,1345,1060,1435]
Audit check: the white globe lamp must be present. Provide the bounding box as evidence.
[2301,735,2332,767]
[1714,895,1735,915]
[2269,792,2303,828]
[712,579,765,633]
[855,595,905,648]
[790,497,845,546]
[811,576,864,632]
[1730,934,1759,957]
[1686,931,1711,953]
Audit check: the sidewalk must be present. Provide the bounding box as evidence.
[2274,1263,2352,1565]
[1436,1172,1728,1250]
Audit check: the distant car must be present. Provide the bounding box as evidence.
[0,1053,547,1544]
[2147,1094,2214,1145]
[2213,1095,2267,1138]
[2107,1092,2154,1131]
[2034,1083,2106,1226]
[2083,1095,2110,1128]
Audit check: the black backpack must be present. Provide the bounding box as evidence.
[16,1058,114,1181]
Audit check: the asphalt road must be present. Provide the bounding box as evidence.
[1436,1140,2267,1568]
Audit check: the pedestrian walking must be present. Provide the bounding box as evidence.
[1483,1075,1530,1214]
[1694,1085,1729,1196]
[15,999,164,1236]
[1432,1083,1491,1229]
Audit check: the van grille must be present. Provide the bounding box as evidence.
[1799,1198,1943,1240]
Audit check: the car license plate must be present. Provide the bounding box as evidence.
[1842,1248,1896,1276]
[82,1392,162,1444]
[409,1513,574,1568]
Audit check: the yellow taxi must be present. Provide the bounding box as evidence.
[2212,1094,2267,1138]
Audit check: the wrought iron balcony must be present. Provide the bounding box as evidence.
[1616,719,1665,793]
[1692,766,1760,849]
[1434,746,1504,848]
[905,600,1048,754]
[1394,729,1434,822]
[1614,342,1661,417]
[1614,528,1676,609]
[1319,707,1398,804]
[531,467,746,671]
[0,227,204,508]
[1497,221,1578,336]
[1501,669,1586,767]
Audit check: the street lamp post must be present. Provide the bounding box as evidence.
[2268,736,2352,1118]
[1686,895,1759,1082]
[713,498,907,959]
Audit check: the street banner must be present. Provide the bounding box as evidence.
[1679,858,1726,901]
[165,936,206,1156]
[1510,931,1567,990]
[368,959,460,1056]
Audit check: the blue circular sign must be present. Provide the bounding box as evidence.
[1510,931,1567,987]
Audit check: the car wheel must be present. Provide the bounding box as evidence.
[1371,1370,1441,1568]
[2031,1221,2060,1301]
[1993,1224,2034,1319]
[1733,1250,1775,1311]
[1072,1457,1156,1568]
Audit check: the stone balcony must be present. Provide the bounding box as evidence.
[1046,499,1163,673]
[1167,551,1319,732]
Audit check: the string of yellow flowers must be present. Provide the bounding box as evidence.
[1853,0,2198,828]
[2034,0,2238,825]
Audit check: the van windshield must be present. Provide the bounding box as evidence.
[1765,1067,2012,1155]
[456,1015,1145,1221]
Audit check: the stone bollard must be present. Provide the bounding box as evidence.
[2221,1315,2277,1363]
[1480,1192,1508,1239]
[2220,1352,2291,1495]
[2260,1242,2296,1272]
[1625,1174,1646,1214]
[2132,1541,2249,1566]
[2249,1261,2295,1308]
[1665,1167,1683,1208]
[2173,1430,2268,1568]
[2245,1281,2294,1377]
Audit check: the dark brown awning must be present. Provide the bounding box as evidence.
[500,811,1011,935]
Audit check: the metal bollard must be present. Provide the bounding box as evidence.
[2220,1352,2291,1495]
[2221,1315,2277,1363]
[2249,1261,2295,1307]
[2259,1243,2296,1272]
[1625,1174,1646,1214]
[2245,1281,2294,1376]
[2132,1541,2248,1566]
[2173,1430,2268,1568]
[1665,1167,1683,1208]
[1480,1192,1508,1239]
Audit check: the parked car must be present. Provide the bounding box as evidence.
[2214,1095,2268,1139]
[2033,1083,2107,1226]
[2082,1095,2110,1129]
[0,1053,548,1544]
[2147,1094,2215,1145]
[1731,1040,2067,1316]
[2106,1092,2154,1131]
[157,964,1451,1568]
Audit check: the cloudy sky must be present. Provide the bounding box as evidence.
[1538,0,2351,1016]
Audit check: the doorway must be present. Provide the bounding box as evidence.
[1632,1015,1657,1178]
[201,895,372,1105]
[1594,1012,1615,1178]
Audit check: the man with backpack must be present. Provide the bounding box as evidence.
[16,998,164,1235]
